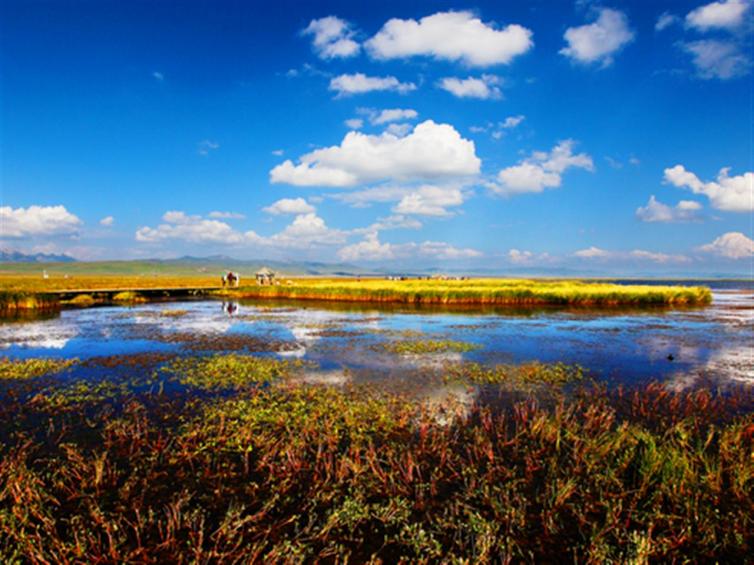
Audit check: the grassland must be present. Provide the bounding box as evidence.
[0,357,751,562]
[228,277,712,307]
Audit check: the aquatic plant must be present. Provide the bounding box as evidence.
[160,353,302,389]
[0,357,76,380]
[449,361,586,385]
[382,339,481,355]
[0,377,751,562]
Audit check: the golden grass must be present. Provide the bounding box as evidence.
[226,278,712,307]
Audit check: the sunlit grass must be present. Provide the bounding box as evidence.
[0,357,77,380]
[228,278,712,306]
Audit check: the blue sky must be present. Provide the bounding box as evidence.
[1,0,752,273]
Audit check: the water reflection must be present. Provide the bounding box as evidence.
[0,288,751,388]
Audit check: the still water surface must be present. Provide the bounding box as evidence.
[1,284,751,391]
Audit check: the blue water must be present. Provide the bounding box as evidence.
[1,288,752,390]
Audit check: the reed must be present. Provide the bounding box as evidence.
[228,278,712,307]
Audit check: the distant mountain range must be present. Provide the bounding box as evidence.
[0,249,77,263]
[0,250,750,279]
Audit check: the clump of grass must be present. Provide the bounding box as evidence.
[449,361,586,385]
[161,353,302,389]
[160,309,189,318]
[64,293,97,306]
[0,291,60,314]
[112,291,147,303]
[0,357,77,380]
[382,339,481,355]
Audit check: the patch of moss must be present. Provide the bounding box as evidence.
[382,339,481,355]
[113,291,147,303]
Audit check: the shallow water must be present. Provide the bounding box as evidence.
[1,285,752,394]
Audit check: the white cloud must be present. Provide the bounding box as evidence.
[384,123,412,137]
[574,246,611,259]
[135,210,346,249]
[366,214,423,231]
[208,211,245,219]
[197,140,219,156]
[560,8,635,67]
[664,165,752,212]
[507,249,550,265]
[0,205,82,238]
[263,198,315,216]
[575,245,689,263]
[439,75,502,99]
[699,232,754,259]
[502,115,525,129]
[370,108,418,125]
[493,140,594,195]
[338,232,481,263]
[392,185,465,217]
[272,149,284,156]
[302,16,360,59]
[365,11,533,67]
[655,12,680,31]
[270,120,481,187]
[413,241,482,259]
[344,118,364,129]
[635,195,702,222]
[99,215,115,227]
[152,71,164,81]
[337,231,395,261]
[681,40,750,79]
[136,211,244,244]
[686,0,750,31]
[266,213,347,247]
[329,73,416,96]
[629,250,690,263]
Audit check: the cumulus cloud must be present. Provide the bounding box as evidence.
[699,232,754,259]
[338,232,482,262]
[302,16,360,59]
[368,108,418,125]
[628,250,690,264]
[1,205,82,238]
[655,12,680,31]
[270,120,481,187]
[99,216,115,227]
[365,10,533,67]
[438,75,502,99]
[686,0,750,31]
[574,246,611,259]
[392,185,465,217]
[663,165,752,212]
[136,211,245,244]
[329,73,416,96]
[502,115,525,129]
[337,231,395,261]
[575,246,689,263]
[636,195,702,222]
[263,198,316,215]
[209,211,245,219]
[560,8,635,67]
[136,210,346,249]
[493,140,593,195]
[507,249,551,264]
[680,40,750,79]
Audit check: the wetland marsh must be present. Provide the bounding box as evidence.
[0,279,752,561]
